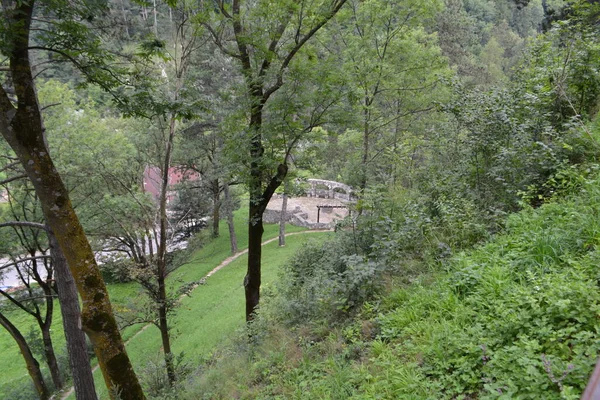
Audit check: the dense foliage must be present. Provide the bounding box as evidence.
[175,161,600,400]
[3,0,600,398]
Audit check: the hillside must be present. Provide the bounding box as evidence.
[3,0,600,399]
[175,171,600,399]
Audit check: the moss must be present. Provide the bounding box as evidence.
[84,273,102,289]
[105,352,145,400]
[94,292,106,303]
[54,194,67,208]
[82,309,113,333]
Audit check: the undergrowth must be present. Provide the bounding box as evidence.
[173,171,600,399]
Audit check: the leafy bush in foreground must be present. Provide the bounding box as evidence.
[370,176,600,399]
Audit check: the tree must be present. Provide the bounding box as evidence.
[175,41,242,243]
[323,0,449,191]
[0,132,97,398]
[147,6,198,383]
[48,231,98,400]
[0,0,145,398]
[178,126,231,239]
[202,0,349,322]
[0,188,63,391]
[0,311,50,399]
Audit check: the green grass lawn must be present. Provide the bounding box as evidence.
[0,305,67,396]
[0,202,327,398]
[91,232,331,399]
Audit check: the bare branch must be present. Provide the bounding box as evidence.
[0,221,48,231]
[0,255,52,272]
[202,22,241,59]
[0,173,27,186]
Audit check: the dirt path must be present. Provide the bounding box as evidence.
[58,229,330,400]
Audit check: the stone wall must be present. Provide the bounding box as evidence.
[263,204,333,230]
[307,179,355,201]
[263,205,304,224]
[289,213,331,230]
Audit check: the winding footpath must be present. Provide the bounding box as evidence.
[58,229,330,400]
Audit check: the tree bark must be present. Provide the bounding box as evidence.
[49,231,98,400]
[211,178,220,238]
[245,160,287,321]
[156,115,177,385]
[41,318,63,390]
[279,190,288,247]
[0,312,50,400]
[245,204,264,321]
[223,183,238,254]
[0,2,145,398]
[31,258,63,390]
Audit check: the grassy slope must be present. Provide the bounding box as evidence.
[0,203,314,397]
[91,232,329,399]
[181,178,600,399]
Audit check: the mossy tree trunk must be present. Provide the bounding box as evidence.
[0,1,145,398]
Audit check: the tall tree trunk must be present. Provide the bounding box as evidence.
[224,183,238,254]
[41,320,63,390]
[156,115,177,385]
[245,160,287,320]
[279,190,288,247]
[49,231,98,400]
[245,203,264,321]
[31,260,63,391]
[157,281,174,383]
[244,102,288,321]
[211,178,220,238]
[0,3,145,398]
[245,105,266,322]
[0,312,50,400]
[34,267,63,391]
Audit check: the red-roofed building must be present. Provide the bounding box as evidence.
[142,166,199,204]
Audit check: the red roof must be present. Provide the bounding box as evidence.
[142,166,199,202]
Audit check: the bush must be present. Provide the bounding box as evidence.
[100,258,136,283]
[372,174,600,398]
[139,353,192,399]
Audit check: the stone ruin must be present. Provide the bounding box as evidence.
[263,179,355,229]
[306,179,356,201]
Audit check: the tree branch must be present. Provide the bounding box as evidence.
[0,174,27,186]
[262,0,349,102]
[0,221,48,231]
[0,256,53,272]
[258,163,288,215]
